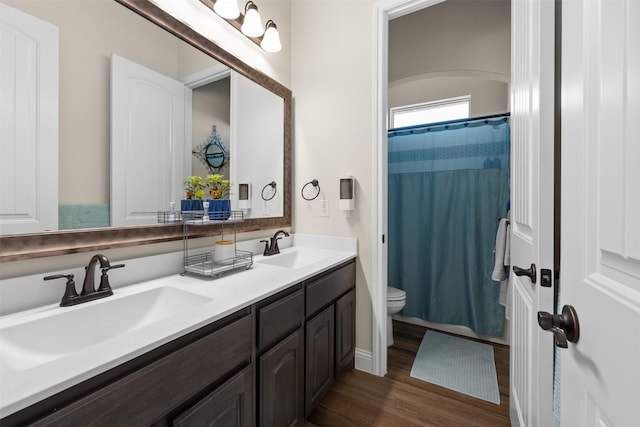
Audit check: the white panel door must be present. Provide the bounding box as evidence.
[230,70,284,218]
[111,54,187,226]
[560,0,640,424]
[509,0,555,426]
[0,4,58,234]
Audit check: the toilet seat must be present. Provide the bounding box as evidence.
[387,286,406,302]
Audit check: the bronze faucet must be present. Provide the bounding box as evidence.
[260,230,290,256]
[83,254,113,295]
[44,254,124,306]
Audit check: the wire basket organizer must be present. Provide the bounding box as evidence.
[180,210,244,225]
[158,209,253,278]
[157,210,183,223]
[182,250,253,278]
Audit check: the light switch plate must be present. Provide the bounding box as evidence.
[320,200,330,217]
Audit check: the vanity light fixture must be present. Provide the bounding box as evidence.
[260,20,281,53]
[213,0,240,19]
[201,0,282,52]
[240,1,263,37]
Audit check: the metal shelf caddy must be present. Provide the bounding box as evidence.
[157,210,183,223]
[158,209,253,278]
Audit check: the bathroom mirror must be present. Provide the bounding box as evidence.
[0,0,291,261]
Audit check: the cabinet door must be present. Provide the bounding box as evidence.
[259,329,304,427]
[174,365,253,427]
[335,289,355,378]
[305,305,335,417]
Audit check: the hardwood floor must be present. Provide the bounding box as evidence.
[305,321,510,426]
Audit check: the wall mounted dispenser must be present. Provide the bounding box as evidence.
[339,176,355,213]
[238,182,251,210]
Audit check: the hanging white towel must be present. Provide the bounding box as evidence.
[499,279,508,305]
[499,276,513,319]
[503,221,511,266]
[492,218,509,281]
[501,274,513,319]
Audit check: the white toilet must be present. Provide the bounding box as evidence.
[387,286,407,347]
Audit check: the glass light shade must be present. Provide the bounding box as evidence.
[214,0,240,19]
[260,21,281,52]
[241,2,264,37]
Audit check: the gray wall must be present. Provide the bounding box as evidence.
[192,78,231,179]
[389,0,511,117]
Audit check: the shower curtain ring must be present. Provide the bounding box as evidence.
[301,179,320,201]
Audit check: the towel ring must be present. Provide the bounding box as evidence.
[301,179,320,201]
[261,181,277,201]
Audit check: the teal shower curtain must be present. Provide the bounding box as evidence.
[388,116,510,337]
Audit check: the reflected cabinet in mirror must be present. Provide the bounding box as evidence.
[0,0,291,261]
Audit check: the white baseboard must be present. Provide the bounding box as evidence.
[354,348,374,374]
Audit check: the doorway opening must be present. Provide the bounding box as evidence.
[372,0,511,376]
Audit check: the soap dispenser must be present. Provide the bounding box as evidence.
[339,176,355,215]
[238,182,251,211]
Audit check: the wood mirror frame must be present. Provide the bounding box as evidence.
[0,0,291,262]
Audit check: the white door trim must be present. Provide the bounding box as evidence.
[372,0,446,376]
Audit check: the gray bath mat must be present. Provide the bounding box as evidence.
[410,331,500,404]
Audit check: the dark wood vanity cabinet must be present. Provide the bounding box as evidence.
[255,260,356,424]
[5,260,356,427]
[259,329,304,427]
[305,305,335,415]
[256,285,305,427]
[335,288,356,377]
[11,309,253,427]
[304,261,356,417]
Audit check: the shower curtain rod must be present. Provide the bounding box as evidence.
[388,112,510,137]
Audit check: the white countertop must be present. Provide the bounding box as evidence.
[0,235,357,418]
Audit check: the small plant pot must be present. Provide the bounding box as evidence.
[209,199,231,220]
[181,199,203,212]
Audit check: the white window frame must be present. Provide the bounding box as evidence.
[389,95,470,129]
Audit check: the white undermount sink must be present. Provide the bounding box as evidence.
[256,247,333,269]
[0,287,212,371]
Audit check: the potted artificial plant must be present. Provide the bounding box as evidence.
[205,174,231,220]
[184,176,204,200]
[205,174,230,199]
[182,175,205,212]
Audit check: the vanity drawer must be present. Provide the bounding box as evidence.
[306,261,355,318]
[30,313,252,427]
[257,287,304,352]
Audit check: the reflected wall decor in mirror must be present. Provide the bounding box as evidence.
[0,0,291,261]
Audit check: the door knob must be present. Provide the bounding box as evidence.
[537,305,580,348]
[513,263,537,284]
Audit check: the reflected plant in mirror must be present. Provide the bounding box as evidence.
[205,174,230,200]
[184,176,205,200]
[0,0,291,261]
